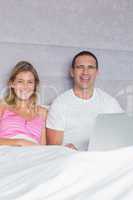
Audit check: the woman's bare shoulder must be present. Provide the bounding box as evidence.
[0,99,7,108]
[37,105,48,119]
[0,99,8,116]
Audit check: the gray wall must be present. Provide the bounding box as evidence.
[0,0,133,111]
[0,0,133,50]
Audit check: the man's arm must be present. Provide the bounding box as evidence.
[46,97,65,145]
[46,128,64,145]
[46,96,78,149]
[46,128,78,150]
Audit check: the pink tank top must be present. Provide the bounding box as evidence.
[0,109,45,143]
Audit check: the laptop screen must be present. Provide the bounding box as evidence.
[89,113,133,151]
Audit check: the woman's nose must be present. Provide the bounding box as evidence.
[23,82,28,89]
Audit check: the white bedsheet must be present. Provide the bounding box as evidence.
[0,145,133,200]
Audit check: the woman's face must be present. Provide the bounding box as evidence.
[11,71,36,101]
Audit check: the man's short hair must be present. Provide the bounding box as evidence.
[72,51,98,69]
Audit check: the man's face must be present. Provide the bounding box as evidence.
[70,55,98,91]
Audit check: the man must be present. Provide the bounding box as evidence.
[46,51,123,151]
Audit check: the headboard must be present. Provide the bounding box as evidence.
[0,42,133,112]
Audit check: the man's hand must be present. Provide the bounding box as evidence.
[65,143,78,150]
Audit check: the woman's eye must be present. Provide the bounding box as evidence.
[28,81,34,84]
[17,80,23,83]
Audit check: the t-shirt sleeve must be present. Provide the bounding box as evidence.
[46,98,65,131]
[111,99,124,112]
[104,97,124,113]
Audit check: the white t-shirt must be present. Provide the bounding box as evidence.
[46,88,123,151]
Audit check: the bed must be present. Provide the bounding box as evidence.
[0,42,133,200]
[1,145,133,200]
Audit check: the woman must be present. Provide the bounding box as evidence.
[0,61,47,146]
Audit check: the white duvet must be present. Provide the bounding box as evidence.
[0,145,133,200]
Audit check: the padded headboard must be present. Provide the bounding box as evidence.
[0,42,133,112]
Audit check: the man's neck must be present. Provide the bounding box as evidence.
[73,87,94,100]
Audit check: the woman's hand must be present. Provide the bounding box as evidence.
[15,139,38,146]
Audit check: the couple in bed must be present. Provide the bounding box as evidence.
[0,51,123,149]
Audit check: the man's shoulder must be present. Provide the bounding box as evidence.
[48,89,73,114]
[95,88,115,100]
[95,88,123,111]
[53,89,73,103]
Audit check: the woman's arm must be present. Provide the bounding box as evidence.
[0,138,37,146]
[0,100,6,118]
[40,127,46,145]
[38,106,48,145]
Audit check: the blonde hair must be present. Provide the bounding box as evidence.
[4,61,40,107]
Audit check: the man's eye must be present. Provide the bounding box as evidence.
[88,65,96,69]
[75,66,84,69]
[75,65,96,70]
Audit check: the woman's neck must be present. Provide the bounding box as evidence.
[15,99,31,110]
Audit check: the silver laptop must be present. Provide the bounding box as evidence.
[89,113,133,151]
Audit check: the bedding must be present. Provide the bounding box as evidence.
[0,145,133,200]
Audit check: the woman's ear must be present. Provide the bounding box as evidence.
[9,81,14,89]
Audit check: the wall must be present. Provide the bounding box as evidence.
[0,0,133,111]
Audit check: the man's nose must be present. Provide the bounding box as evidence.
[83,67,89,74]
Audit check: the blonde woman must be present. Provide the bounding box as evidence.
[0,61,47,146]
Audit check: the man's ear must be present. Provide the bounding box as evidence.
[96,68,100,76]
[70,67,74,78]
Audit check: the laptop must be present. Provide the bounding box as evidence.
[89,113,133,151]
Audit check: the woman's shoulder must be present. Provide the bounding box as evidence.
[36,105,48,120]
[0,99,8,117]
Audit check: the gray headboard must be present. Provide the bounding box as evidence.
[0,42,133,112]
